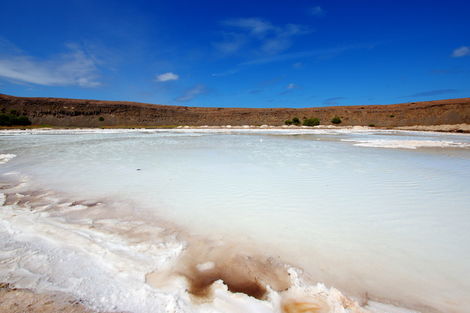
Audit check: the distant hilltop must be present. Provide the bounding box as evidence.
[0,93,469,128]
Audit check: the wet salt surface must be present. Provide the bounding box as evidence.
[0,180,371,313]
[1,128,470,313]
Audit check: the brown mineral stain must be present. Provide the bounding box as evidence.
[282,299,330,313]
[186,267,267,299]
[147,239,291,301]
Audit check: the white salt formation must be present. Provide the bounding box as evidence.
[1,128,469,313]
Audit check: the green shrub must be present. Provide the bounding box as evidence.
[0,115,11,126]
[14,116,32,125]
[99,116,105,121]
[284,120,293,125]
[0,114,31,126]
[331,116,342,124]
[303,118,320,126]
[292,117,301,125]
[368,124,375,127]
[389,114,395,118]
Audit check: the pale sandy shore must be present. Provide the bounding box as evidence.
[177,123,470,133]
[392,123,470,133]
[1,123,469,133]
[0,283,99,313]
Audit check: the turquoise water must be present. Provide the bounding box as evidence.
[1,128,469,313]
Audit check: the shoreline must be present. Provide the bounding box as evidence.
[0,123,469,133]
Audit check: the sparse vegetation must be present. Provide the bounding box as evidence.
[0,113,32,126]
[285,117,301,126]
[99,117,105,121]
[331,116,342,124]
[368,124,375,127]
[303,117,320,126]
[0,94,466,128]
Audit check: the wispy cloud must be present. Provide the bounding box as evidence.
[323,97,345,105]
[212,20,377,77]
[404,89,458,98]
[309,6,326,17]
[260,24,311,54]
[223,18,274,36]
[212,32,247,55]
[451,46,470,58]
[209,42,378,78]
[0,41,101,87]
[175,84,207,102]
[214,18,311,55]
[240,43,375,66]
[156,72,179,82]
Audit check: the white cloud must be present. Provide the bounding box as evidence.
[0,42,100,87]
[451,46,470,58]
[279,82,299,95]
[310,6,325,17]
[175,84,206,102]
[156,72,179,82]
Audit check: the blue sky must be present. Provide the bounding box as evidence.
[0,0,469,108]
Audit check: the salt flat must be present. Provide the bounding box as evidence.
[1,128,469,313]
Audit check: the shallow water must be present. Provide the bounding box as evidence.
[1,128,469,313]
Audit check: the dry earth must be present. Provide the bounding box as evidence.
[0,283,97,313]
[1,94,469,128]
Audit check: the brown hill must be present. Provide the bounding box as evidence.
[0,94,469,127]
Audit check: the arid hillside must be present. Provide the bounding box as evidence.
[1,94,469,127]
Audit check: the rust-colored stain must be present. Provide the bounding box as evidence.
[282,299,330,313]
[174,242,291,300]
[187,270,266,299]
